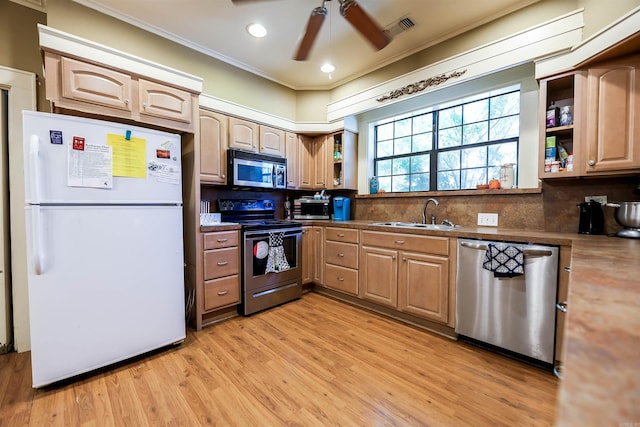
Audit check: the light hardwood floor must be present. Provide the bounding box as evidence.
[0,293,558,426]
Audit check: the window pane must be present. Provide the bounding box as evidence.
[377,123,393,141]
[490,116,519,140]
[439,106,462,128]
[410,154,430,173]
[437,170,459,190]
[463,99,488,124]
[394,136,412,155]
[410,173,429,191]
[394,118,412,138]
[461,146,487,168]
[438,127,461,148]
[414,113,433,133]
[412,132,432,152]
[392,175,409,192]
[488,141,517,166]
[377,140,393,157]
[378,176,391,192]
[438,150,460,171]
[461,168,487,189]
[490,92,520,118]
[392,157,410,175]
[463,122,488,145]
[376,159,392,176]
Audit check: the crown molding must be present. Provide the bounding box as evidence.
[9,0,46,13]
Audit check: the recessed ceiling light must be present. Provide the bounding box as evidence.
[246,23,267,38]
[321,63,335,73]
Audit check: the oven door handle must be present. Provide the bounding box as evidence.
[244,227,302,239]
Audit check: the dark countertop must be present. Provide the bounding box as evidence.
[201,219,640,424]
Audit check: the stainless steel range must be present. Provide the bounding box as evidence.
[218,199,302,315]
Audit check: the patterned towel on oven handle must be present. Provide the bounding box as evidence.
[265,232,290,273]
[482,243,524,278]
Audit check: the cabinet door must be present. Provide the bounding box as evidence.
[259,125,285,157]
[299,135,315,189]
[398,251,449,323]
[301,226,313,284]
[139,79,192,124]
[60,56,133,113]
[313,135,329,189]
[312,226,324,285]
[229,117,259,151]
[360,246,398,308]
[330,131,358,190]
[285,132,300,189]
[199,110,228,184]
[584,55,640,173]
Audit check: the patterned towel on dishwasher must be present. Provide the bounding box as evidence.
[482,243,524,278]
[265,232,290,273]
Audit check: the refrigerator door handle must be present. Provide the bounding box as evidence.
[29,134,42,203]
[30,205,46,275]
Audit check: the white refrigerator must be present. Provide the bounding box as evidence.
[22,111,186,387]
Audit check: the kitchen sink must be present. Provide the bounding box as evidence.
[369,221,461,231]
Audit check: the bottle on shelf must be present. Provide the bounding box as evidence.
[546,101,559,128]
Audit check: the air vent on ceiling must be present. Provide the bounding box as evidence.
[386,16,416,38]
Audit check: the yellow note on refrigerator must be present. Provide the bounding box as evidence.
[107,133,147,178]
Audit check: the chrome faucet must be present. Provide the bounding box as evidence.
[422,198,439,224]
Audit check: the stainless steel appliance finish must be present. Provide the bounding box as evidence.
[293,197,331,220]
[456,239,559,364]
[218,199,302,315]
[606,201,640,238]
[227,148,286,190]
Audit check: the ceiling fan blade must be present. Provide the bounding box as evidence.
[339,0,391,51]
[293,6,327,61]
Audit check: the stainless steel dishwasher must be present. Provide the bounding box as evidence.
[456,239,559,364]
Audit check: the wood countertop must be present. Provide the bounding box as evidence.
[201,219,639,424]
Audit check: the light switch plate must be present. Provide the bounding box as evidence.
[585,195,607,204]
[478,213,499,226]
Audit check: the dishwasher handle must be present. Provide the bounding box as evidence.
[459,241,554,257]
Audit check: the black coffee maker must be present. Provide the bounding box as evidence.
[577,200,604,234]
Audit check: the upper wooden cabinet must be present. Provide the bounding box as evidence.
[584,54,640,174]
[44,52,197,133]
[299,135,315,189]
[228,117,259,152]
[285,132,300,189]
[330,130,358,190]
[199,109,228,184]
[259,125,285,157]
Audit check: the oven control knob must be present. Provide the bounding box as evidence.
[264,201,272,208]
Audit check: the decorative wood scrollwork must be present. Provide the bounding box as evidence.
[376,69,467,102]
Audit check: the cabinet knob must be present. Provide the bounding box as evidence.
[221,174,226,179]
[392,255,396,260]
[556,301,568,313]
[588,159,596,166]
[402,257,406,261]
[124,99,130,105]
[142,102,148,109]
[563,266,571,272]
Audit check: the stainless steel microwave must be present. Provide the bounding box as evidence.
[227,148,286,190]
[293,198,331,220]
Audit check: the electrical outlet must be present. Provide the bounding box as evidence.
[585,195,607,204]
[478,213,499,226]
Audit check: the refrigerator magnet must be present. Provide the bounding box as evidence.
[50,130,63,145]
[72,136,85,151]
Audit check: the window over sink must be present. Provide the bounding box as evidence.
[373,85,520,192]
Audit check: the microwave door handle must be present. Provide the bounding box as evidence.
[271,164,276,188]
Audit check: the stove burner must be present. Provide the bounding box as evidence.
[218,199,300,231]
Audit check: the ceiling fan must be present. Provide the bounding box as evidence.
[232,0,392,61]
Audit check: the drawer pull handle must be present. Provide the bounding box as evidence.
[217,261,229,266]
[337,233,345,237]
[217,290,229,296]
[217,238,228,243]
[337,253,345,257]
[394,240,405,244]
[337,277,344,281]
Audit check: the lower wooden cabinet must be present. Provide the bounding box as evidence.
[360,246,397,307]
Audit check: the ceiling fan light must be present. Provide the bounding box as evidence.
[247,23,267,38]
[321,63,335,73]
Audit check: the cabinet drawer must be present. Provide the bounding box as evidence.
[204,275,240,310]
[204,247,239,280]
[204,231,239,249]
[361,231,449,256]
[325,227,359,243]
[324,264,358,296]
[325,241,358,269]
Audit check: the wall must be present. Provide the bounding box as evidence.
[354,176,640,235]
[0,0,47,110]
